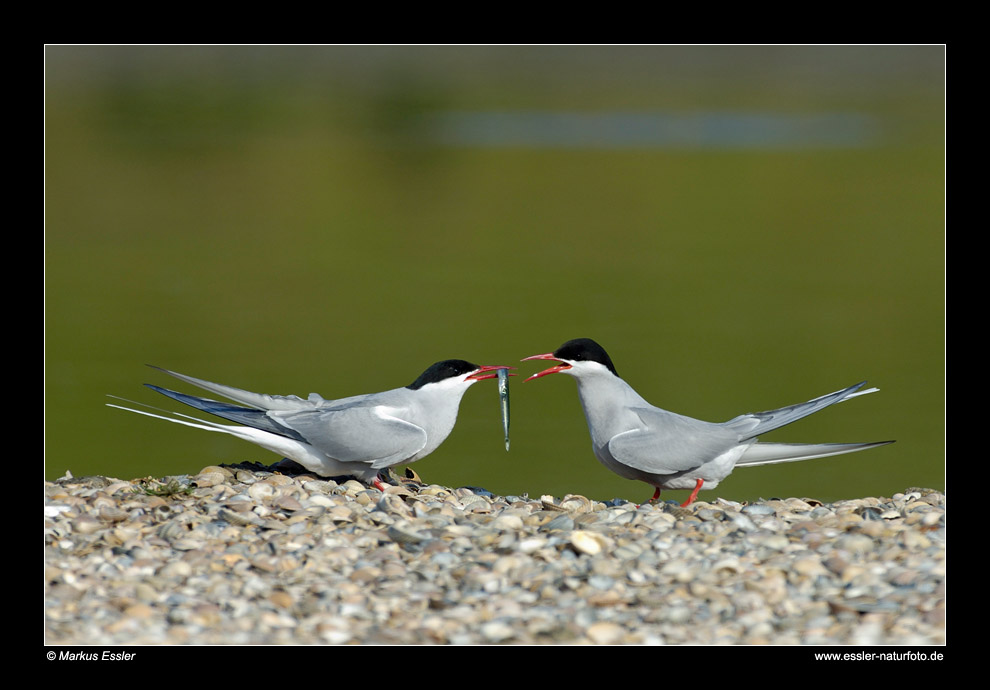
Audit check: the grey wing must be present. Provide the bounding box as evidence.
[274,405,428,469]
[150,366,317,411]
[606,407,741,475]
[722,381,877,440]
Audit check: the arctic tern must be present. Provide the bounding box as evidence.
[523,338,892,506]
[109,360,514,488]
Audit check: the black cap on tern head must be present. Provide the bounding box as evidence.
[554,338,618,376]
[407,360,480,389]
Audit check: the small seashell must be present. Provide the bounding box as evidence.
[155,520,186,540]
[386,523,430,545]
[570,530,609,556]
[480,621,515,643]
[71,515,103,535]
[171,538,205,552]
[198,465,233,478]
[352,490,377,506]
[664,505,695,519]
[218,508,263,527]
[517,537,547,554]
[696,508,726,522]
[307,494,336,509]
[273,495,303,512]
[302,479,336,493]
[586,621,625,644]
[400,467,423,484]
[248,483,275,501]
[858,507,883,521]
[98,506,128,523]
[837,533,875,554]
[376,494,413,518]
[341,480,368,495]
[193,471,226,488]
[541,514,575,532]
[613,542,643,560]
[559,494,593,513]
[234,470,258,484]
[492,514,524,531]
[791,556,829,577]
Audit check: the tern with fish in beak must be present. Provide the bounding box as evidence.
[109,360,514,489]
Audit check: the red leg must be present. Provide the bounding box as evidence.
[680,478,704,507]
[373,471,388,492]
[637,486,663,508]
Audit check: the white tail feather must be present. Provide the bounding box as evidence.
[737,440,893,467]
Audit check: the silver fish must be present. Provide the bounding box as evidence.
[498,367,510,451]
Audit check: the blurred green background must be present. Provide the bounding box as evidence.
[45,45,944,503]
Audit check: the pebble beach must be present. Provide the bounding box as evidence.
[44,464,945,646]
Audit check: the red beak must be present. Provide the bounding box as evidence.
[521,353,572,381]
[467,365,517,381]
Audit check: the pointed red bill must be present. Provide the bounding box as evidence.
[467,365,517,381]
[521,353,572,381]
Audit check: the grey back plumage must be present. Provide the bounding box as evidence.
[125,363,481,475]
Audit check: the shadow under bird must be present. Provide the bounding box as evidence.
[523,338,893,506]
[109,360,514,489]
